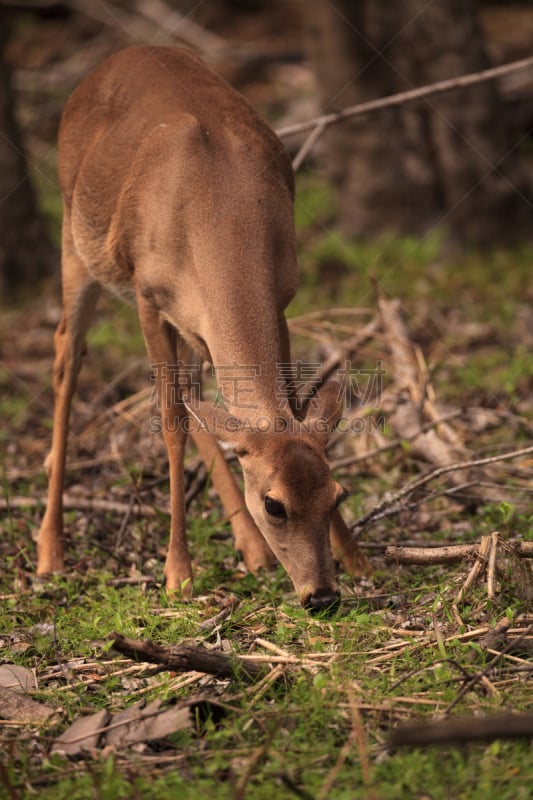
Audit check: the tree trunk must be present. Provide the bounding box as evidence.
[0,22,55,298]
[305,0,533,246]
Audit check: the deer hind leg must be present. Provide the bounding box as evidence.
[137,299,193,595]
[38,251,100,574]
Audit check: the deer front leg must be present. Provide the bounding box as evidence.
[190,428,277,572]
[137,298,192,595]
[161,410,192,594]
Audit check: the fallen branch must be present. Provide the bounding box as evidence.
[391,712,533,747]
[110,632,267,681]
[0,495,164,516]
[385,540,533,564]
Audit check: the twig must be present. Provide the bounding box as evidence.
[478,618,533,657]
[317,728,357,800]
[347,686,375,799]
[241,664,286,704]
[185,462,208,508]
[86,358,145,410]
[254,638,292,658]
[134,0,228,55]
[234,744,271,800]
[292,119,327,171]
[107,576,157,587]
[316,317,381,388]
[198,598,238,632]
[114,493,136,553]
[389,657,472,693]
[379,297,473,490]
[352,445,533,533]
[352,482,481,531]
[276,56,533,168]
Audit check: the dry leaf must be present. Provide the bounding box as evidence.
[105,699,192,748]
[52,709,110,756]
[0,664,37,691]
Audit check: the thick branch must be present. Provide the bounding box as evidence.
[385,541,533,565]
[110,632,266,681]
[391,713,533,747]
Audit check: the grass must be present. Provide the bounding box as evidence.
[1,171,532,799]
[1,562,531,798]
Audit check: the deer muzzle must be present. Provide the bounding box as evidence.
[301,587,341,616]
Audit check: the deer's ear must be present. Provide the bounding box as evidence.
[184,400,250,454]
[305,380,344,434]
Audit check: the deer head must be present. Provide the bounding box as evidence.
[189,381,346,613]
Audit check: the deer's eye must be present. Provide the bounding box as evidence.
[334,489,350,509]
[264,495,287,519]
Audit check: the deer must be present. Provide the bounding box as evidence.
[37,46,367,614]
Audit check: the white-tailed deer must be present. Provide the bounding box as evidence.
[38,46,367,613]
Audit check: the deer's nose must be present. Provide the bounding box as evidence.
[303,590,341,616]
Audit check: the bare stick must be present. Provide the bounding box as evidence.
[330,411,462,468]
[487,531,500,600]
[379,297,474,489]
[277,56,533,137]
[385,540,533,565]
[135,0,228,54]
[292,119,327,170]
[198,597,238,632]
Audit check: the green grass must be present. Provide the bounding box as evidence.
[1,560,532,798]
